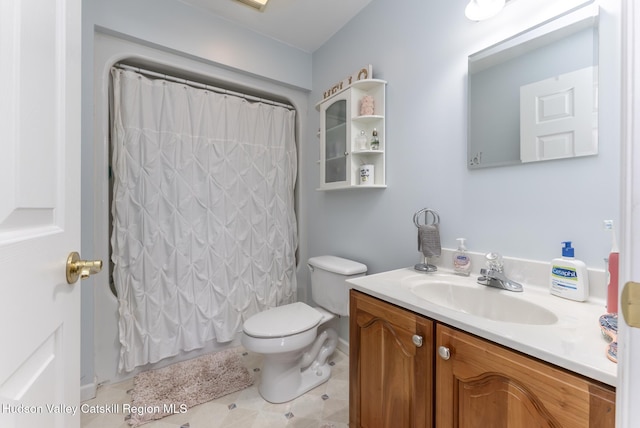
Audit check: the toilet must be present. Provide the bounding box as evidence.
[241,255,367,403]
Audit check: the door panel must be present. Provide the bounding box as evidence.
[0,0,82,427]
[520,66,597,162]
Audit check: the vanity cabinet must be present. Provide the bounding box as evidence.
[349,290,433,428]
[437,324,616,428]
[349,290,616,428]
[316,79,386,190]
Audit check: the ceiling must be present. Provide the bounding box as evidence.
[178,0,374,52]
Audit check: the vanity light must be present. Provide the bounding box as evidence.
[234,0,269,11]
[465,0,506,21]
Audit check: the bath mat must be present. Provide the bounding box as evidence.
[128,347,254,427]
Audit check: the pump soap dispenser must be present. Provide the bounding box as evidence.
[453,238,471,276]
[550,241,589,301]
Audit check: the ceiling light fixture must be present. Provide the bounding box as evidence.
[465,0,506,21]
[234,0,269,12]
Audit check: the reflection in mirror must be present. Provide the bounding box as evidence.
[468,8,599,169]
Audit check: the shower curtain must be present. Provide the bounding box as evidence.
[110,68,298,372]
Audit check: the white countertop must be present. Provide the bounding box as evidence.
[347,267,617,387]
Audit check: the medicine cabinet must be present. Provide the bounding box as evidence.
[316,79,387,190]
[467,5,599,169]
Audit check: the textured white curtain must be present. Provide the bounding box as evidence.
[110,68,298,372]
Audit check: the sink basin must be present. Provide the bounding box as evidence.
[406,277,558,325]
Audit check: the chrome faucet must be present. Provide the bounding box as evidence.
[477,252,523,292]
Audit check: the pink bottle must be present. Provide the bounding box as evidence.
[607,252,619,313]
[604,220,619,314]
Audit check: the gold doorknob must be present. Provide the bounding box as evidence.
[622,281,640,328]
[66,252,103,284]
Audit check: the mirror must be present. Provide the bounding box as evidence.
[468,7,599,169]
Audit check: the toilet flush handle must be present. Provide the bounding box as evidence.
[307,264,314,272]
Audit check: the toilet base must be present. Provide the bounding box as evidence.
[259,357,332,404]
[257,327,338,403]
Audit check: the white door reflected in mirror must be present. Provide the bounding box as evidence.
[520,66,597,163]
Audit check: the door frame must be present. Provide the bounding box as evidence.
[617,0,639,426]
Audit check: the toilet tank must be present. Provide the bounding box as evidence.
[307,256,367,316]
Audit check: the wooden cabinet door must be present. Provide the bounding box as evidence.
[436,325,615,428]
[350,290,434,428]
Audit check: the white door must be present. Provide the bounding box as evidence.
[520,66,597,162]
[619,0,640,426]
[0,1,84,427]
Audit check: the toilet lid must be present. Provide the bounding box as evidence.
[244,302,323,338]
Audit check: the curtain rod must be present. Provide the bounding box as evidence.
[114,63,295,111]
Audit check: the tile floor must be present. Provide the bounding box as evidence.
[81,349,349,428]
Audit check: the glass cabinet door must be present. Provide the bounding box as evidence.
[316,79,386,190]
[324,99,347,184]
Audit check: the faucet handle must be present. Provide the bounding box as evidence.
[477,268,491,286]
[485,252,503,272]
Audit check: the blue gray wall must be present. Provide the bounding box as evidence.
[307,0,620,275]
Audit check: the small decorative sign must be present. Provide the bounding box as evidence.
[322,64,373,100]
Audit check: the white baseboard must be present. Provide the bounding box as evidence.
[80,380,97,402]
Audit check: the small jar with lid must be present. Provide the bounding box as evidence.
[355,130,368,150]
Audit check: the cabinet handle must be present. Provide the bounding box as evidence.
[344,151,349,156]
[412,335,423,347]
[438,346,451,360]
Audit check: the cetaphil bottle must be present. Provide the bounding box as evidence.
[550,241,589,301]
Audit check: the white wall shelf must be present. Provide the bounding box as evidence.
[315,79,387,191]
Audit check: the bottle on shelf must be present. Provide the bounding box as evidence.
[356,130,368,150]
[370,128,380,150]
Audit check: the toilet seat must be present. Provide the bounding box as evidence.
[243,302,323,338]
